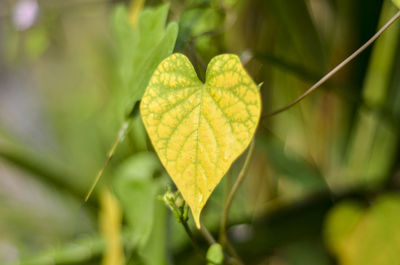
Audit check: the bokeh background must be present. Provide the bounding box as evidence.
[1,0,400,264]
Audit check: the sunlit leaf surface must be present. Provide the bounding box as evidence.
[140,53,261,227]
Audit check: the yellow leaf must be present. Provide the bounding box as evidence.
[392,0,400,8]
[141,53,261,228]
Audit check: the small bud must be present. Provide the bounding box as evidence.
[162,190,175,210]
[175,196,184,208]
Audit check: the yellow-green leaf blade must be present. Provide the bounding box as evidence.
[140,53,261,228]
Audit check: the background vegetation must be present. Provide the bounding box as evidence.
[1,0,400,264]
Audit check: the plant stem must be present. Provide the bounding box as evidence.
[181,218,203,254]
[262,10,400,119]
[219,139,255,263]
[200,223,217,245]
[178,208,240,263]
[181,220,243,264]
[85,120,129,202]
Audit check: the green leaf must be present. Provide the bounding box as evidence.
[140,53,261,228]
[393,0,400,8]
[324,194,400,265]
[111,3,179,118]
[206,243,224,265]
[114,152,162,249]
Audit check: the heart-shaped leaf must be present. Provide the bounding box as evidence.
[140,53,261,228]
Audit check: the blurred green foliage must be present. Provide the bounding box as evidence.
[1,0,400,264]
[114,152,167,263]
[111,3,178,119]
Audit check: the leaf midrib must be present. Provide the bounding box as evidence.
[193,85,205,209]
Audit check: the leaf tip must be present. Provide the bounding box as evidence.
[192,208,202,229]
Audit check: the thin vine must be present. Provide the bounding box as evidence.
[262,10,400,119]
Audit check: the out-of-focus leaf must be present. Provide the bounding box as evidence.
[114,152,163,250]
[10,229,137,265]
[206,243,224,265]
[346,0,400,186]
[257,136,327,193]
[324,194,400,265]
[10,235,106,265]
[111,3,179,119]
[140,53,261,228]
[323,201,364,255]
[114,152,168,265]
[139,196,168,265]
[363,0,400,107]
[392,0,400,8]
[99,188,124,265]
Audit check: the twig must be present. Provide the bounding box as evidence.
[262,10,400,119]
[84,121,129,201]
[200,224,217,245]
[181,219,203,254]
[219,140,255,264]
[220,140,255,239]
[163,190,208,259]
[182,220,244,264]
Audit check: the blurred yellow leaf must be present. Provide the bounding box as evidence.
[99,188,124,265]
[324,201,364,256]
[129,0,145,28]
[140,53,261,228]
[324,194,400,265]
[392,0,400,8]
